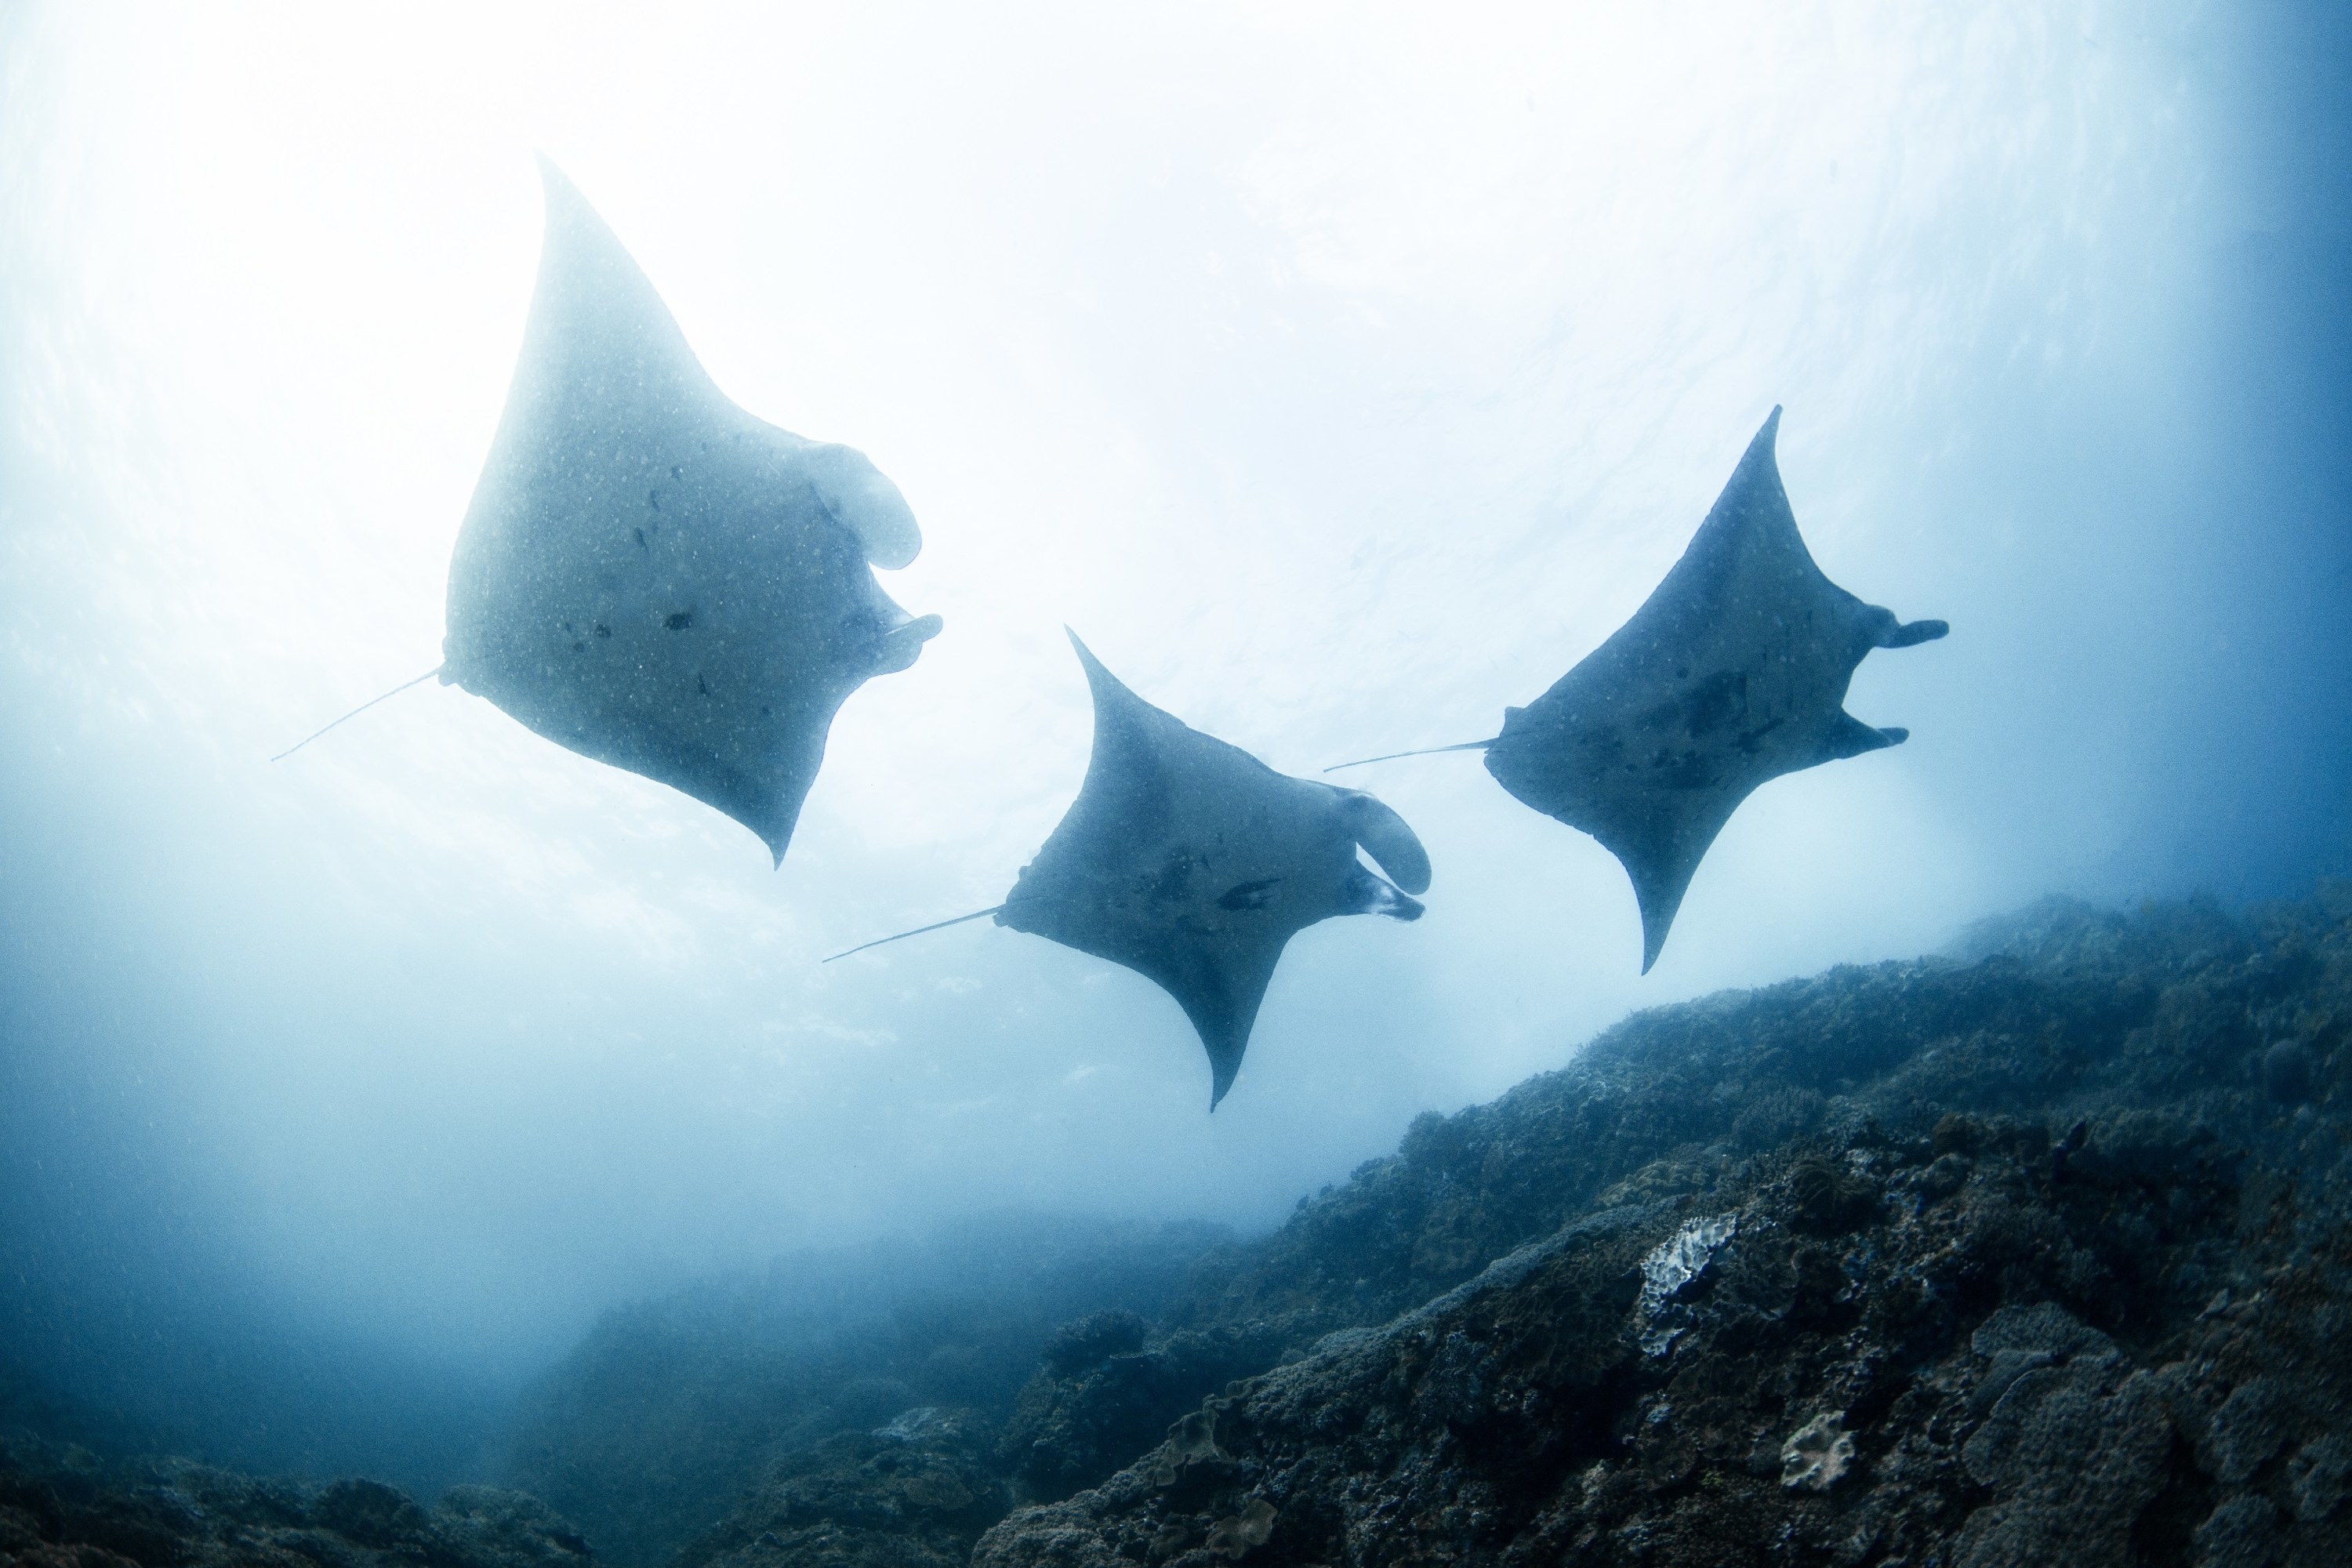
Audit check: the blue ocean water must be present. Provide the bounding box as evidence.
[0,0,2345,1530]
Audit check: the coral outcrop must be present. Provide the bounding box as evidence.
[504,1219,1228,1568]
[0,1436,591,1567]
[969,892,2352,1565]
[18,891,2344,1567]
[673,1407,1009,1568]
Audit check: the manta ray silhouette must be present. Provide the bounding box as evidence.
[441,159,943,862]
[1334,408,1945,972]
[282,158,941,864]
[833,632,1432,1108]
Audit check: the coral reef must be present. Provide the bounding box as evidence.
[0,1435,591,1567]
[966,891,2352,1565]
[673,1407,1009,1568]
[14,890,2348,1566]
[999,1316,1300,1506]
[503,1218,1230,1568]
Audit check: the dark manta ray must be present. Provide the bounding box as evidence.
[833,633,1432,1108]
[282,158,941,863]
[1335,408,1944,972]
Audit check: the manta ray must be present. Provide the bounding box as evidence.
[1335,408,1945,971]
[833,633,1432,1108]
[280,158,940,865]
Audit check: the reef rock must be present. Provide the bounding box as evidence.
[503,1218,1225,1568]
[999,1316,1304,1505]
[672,1407,1009,1568]
[0,1438,591,1567]
[971,890,2352,1566]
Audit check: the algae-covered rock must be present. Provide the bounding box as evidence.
[0,1437,593,1567]
[998,1318,1301,1504]
[502,1217,1228,1567]
[20,891,2352,1567]
[273,888,2331,1568]
[972,891,2352,1566]
[672,1406,1008,1568]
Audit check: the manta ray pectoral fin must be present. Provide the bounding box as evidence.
[1602,809,1733,975]
[1186,997,1258,1112]
[1062,628,1153,717]
[801,443,924,569]
[1631,862,1697,976]
[1337,791,1432,894]
[1877,617,1949,649]
[1158,946,1283,1112]
[1207,1048,1243,1111]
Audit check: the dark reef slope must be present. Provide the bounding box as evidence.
[5,889,2348,1568]
[0,1436,591,1568]
[502,1219,1231,1568]
[972,891,2352,1567]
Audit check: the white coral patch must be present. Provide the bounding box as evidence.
[1637,1213,1739,1319]
[1780,1410,1856,1491]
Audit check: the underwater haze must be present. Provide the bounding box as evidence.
[2,0,2347,1497]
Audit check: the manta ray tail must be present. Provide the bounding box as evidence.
[824,906,1007,963]
[1323,739,1497,774]
[271,666,445,761]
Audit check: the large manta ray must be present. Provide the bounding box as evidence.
[833,633,1432,1108]
[424,158,941,862]
[1336,408,1945,971]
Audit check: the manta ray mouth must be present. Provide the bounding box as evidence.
[1352,867,1424,922]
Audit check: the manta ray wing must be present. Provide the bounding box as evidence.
[996,633,1429,1106]
[441,159,940,863]
[1484,408,1946,970]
